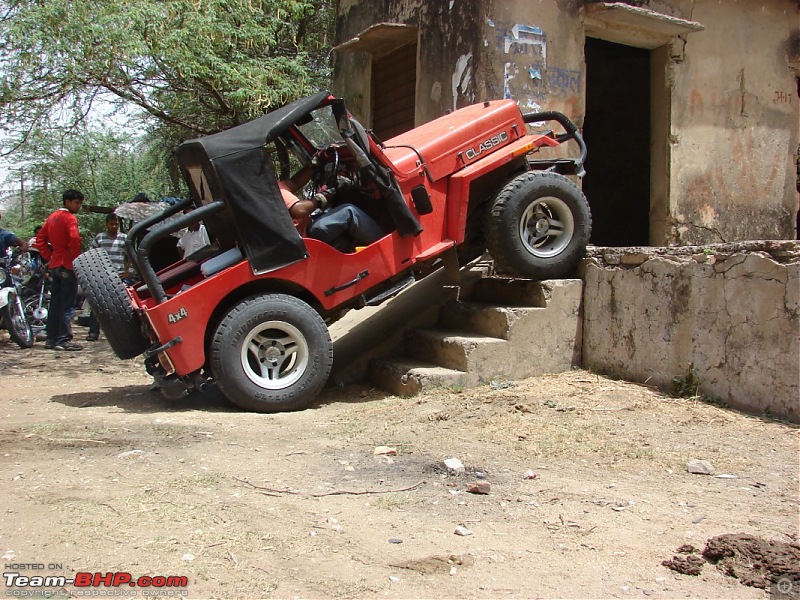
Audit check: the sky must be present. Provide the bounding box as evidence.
[0,97,141,210]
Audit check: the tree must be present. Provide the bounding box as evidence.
[0,0,335,150]
[2,124,178,242]
[0,0,335,232]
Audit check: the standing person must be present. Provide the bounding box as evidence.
[36,189,84,351]
[176,207,211,258]
[0,212,29,257]
[27,225,42,249]
[86,213,128,342]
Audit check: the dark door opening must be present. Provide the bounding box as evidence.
[372,42,417,140]
[583,38,651,247]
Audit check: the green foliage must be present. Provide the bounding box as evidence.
[0,0,335,239]
[2,125,179,245]
[670,366,725,408]
[671,367,701,398]
[0,0,334,141]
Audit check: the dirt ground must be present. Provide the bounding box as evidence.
[1,328,798,600]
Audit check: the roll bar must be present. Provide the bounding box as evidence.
[125,198,195,271]
[127,200,225,304]
[523,110,587,176]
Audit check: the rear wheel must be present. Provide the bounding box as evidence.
[486,171,591,279]
[74,248,148,359]
[210,294,333,413]
[3,291,33,348]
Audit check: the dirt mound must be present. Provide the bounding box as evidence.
[662,533,800,594]
[702,533,800,589]
[661,544,704,575]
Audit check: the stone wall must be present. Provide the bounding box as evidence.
[581,241,800,422]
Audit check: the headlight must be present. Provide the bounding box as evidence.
[0,268,7,285]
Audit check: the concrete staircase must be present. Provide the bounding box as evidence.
[370,277,584,396]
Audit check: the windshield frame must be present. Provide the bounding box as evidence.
[295,105,344,150]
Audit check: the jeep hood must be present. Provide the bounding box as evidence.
[382,100,525,182]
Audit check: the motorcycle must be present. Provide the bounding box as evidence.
[14,248,49,337]
[0,251,34,348]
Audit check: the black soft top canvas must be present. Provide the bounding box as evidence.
[176,91,332,274]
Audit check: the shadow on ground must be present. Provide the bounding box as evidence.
[50,381,387,415]
[51,384,235,413]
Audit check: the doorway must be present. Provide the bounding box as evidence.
[583,38,651,246]
[372,42,417,140]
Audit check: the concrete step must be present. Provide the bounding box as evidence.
[439,302,545,339]
[368,277,584,397]
[405,328,510,373]
[468,277,549,307]
[370,358,469,397]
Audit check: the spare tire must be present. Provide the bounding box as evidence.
[74,248,149,359]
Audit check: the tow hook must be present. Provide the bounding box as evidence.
[143,336,183,359]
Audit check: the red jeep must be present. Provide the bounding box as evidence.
[75,91,591,413]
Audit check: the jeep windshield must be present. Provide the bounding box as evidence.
[295,106,344,149]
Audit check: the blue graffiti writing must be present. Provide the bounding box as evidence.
[547,66,582,96]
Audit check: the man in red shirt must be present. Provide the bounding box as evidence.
[36,189,84,351]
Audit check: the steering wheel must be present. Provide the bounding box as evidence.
[312,146,340,191]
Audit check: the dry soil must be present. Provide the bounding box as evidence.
[1,329,798,599]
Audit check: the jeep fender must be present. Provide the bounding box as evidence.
[446,136,554,242]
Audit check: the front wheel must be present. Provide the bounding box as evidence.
[486,171,591,279]
[3,290,33,348]
[210,294,333,413]
[24,292,48,336]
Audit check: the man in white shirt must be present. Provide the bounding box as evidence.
[177,207,211,259]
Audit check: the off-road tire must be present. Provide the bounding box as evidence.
[3,291,33,348]
[210,293,333,413]
[486,171,591,279]
[74,248,148,359]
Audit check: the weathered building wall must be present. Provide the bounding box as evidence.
[471,2,586,120]
[667,0,799,244]
[403,2,480,124]
[334,0,425,121]
[333,0,799,245]
[334,0,587,124]
[582,242,800,422]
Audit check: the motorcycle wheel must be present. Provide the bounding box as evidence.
[3,291,34,348]
[24,294,48,336]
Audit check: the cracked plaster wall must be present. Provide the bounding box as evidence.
[667,0,799,244]
[582,243,800,422]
